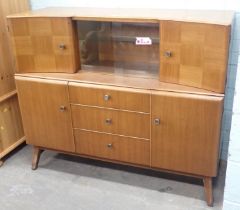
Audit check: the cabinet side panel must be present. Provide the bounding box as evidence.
[0,95,24,153]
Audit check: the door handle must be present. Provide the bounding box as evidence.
[59,105,66,112]
[105,118,112,125]
[154,118,160,125]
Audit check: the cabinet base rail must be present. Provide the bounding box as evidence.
[31,146,213,207]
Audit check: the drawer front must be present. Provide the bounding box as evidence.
[74,129,150,166]
[69,82,150,113]
[71,105,150,139]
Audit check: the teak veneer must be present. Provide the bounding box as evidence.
[8,7,233,207]
[0,0,29,166]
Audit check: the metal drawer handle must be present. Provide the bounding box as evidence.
[59,43,66,50]
[105,118,112,125]
[107,143,113,148]
[59,105,66,112]
[154,118,160,125]
[104,94,111,101]
[164,51,172,57]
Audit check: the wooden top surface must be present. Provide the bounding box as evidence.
[7,7,234,25]
[15,70,224,97]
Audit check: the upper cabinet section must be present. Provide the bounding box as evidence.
[8,17,80,73]
[7,8,233,93]
[160,21,230,93]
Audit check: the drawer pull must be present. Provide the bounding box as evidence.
[59,105,66,112]
[107,143,113,148]
[105,118,112,125]
[59,43,66,50]
[154,118,160,125]
[164,51,172,57]
[104,94,111,101]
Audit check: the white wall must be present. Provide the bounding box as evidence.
[223,13,240,210]
[30,0,239,10]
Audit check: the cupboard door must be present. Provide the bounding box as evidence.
[151,91,223,177]
[160,21,230,93]
[9,17,80,73]
[15,76,74,152]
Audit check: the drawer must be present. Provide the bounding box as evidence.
[71,105,150,139]
[69,82,150,113]
[74,129,150,166]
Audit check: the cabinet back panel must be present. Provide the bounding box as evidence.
[77,21,159,78]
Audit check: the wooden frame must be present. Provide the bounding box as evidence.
[0,0,28,166]
[0,94,25,165]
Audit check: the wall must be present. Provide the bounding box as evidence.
[223,12,240,210]
[30,0,239,161]
[30,0,239,10]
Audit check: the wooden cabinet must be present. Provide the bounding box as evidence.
[151,91,223,176]
[160,21,230,93]
[0,0,29,166]
[15,77,74,152]
[9,17,80,73]
[9,8,233,206]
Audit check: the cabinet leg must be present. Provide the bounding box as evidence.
[32,147,43,170]
[0,160,3,167]
[203,177,213,207]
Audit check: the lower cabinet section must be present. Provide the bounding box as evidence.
[74,129,150,166]
[15,76,224,206]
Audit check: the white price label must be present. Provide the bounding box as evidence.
[135,37,152,45]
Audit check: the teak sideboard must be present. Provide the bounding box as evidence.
[7,7,234,206]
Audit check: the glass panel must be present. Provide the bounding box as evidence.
[77,21,159,78]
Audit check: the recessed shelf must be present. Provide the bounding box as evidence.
[77,21,159,78]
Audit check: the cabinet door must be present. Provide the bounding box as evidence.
[15,76,74,152]
[9,17,79,73]
[160,21,230,93]
[151,91,223,177]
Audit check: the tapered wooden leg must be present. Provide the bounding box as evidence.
[32,147,43,170]
[203,177,213,207]
[0,160,3,167]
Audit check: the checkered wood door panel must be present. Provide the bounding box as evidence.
[160,21,230,93]
[9,17,79,73]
